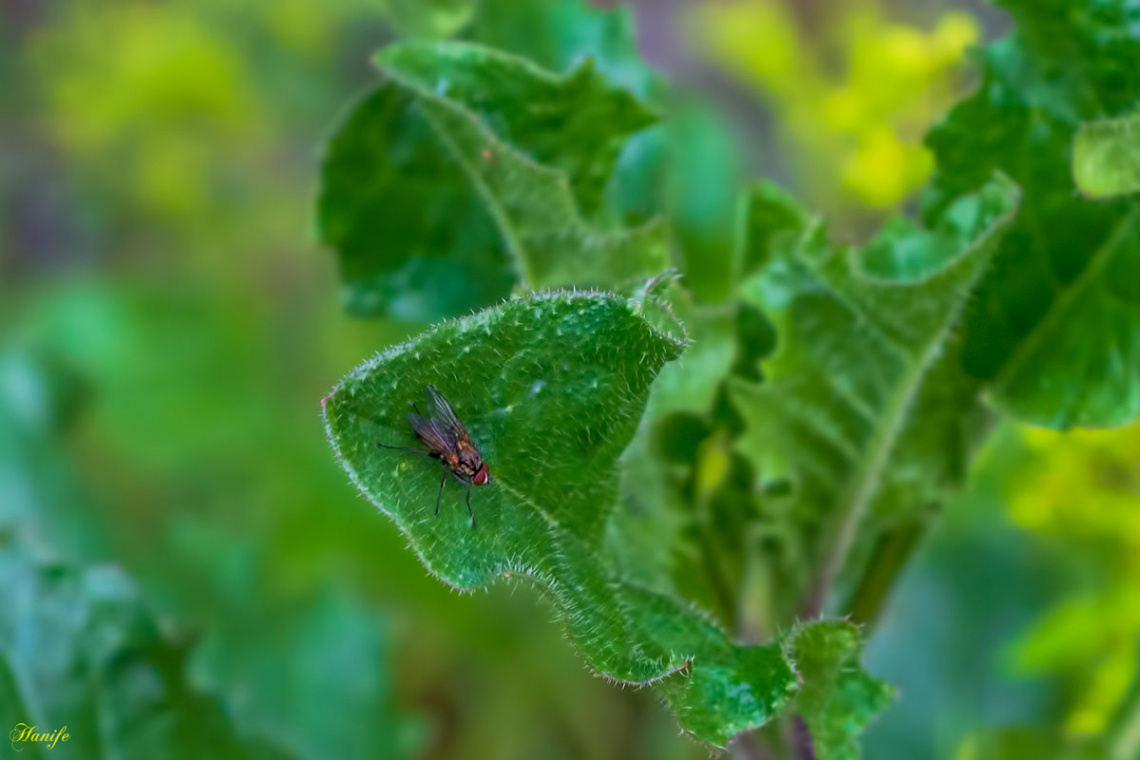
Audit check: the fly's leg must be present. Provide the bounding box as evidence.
[435,468,447,516]
[466,482,475,529]
[377,442,435,457]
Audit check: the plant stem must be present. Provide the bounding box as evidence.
[798,335,946,620]
[790,717,817,760]
[730,731,782,760]
[845,521,924,626]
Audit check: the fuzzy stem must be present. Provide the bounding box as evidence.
[845,521,925,626]
[790,717,818,760]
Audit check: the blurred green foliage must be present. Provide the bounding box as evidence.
[1009,422,1140,738]
[3,2,706,759]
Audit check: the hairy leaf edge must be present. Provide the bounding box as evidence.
[320,289,690,688]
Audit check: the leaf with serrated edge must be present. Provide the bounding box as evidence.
[732,177,1019,615]
[374,42,669,292]
[785,622,894,760]
[322,291,825,746]
[924,0,1140,429]
[317,41,661,320]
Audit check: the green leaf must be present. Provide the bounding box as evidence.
[0,348,288,760]
[316,42,665,319]
[1075,112,1140,198]
[376,42,667,290]
[376,42,654,217]
[786,622,894,760]
[734,180,806,380]
[924,0,1140,429]
[324,291,684,543]
[732,177,1018,612]
[610,180,801,624]
[321,291,838,746]
[607,283,737,597]
[988,208,1140,427]
[739,181,809,280]
[469,0,655,98]
[0,345,110,564]
[316,84,513,321]
[0,545,291,760]
[667,100,744,303]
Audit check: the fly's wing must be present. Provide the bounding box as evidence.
[423,385,468,438]
[406,411,457,454]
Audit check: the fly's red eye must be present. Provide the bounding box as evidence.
[473,464,490,486]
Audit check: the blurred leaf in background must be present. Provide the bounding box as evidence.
[1008,421,1140,735]
[0,345,289,759]
[0,547,296,760]
[954,728,1108,760]
[1074,111,1140,199]
[862,425,1070,760]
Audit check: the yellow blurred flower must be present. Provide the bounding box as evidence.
[841,126,934,208]
[688,0,978,213]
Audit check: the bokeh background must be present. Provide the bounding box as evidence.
[1,1,1136,758]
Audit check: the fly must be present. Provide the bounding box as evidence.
[377,384,491,528]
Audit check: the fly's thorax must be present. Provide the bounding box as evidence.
[454,448,483,479]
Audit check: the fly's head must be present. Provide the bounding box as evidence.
[472,462,490,486]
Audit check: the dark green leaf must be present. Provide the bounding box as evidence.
[377,42,654,217]
[987,209,1140,427]
[924,0,1140,428]
[324,291,684,542]
[316,84,513,321]
[322,291,848,746]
